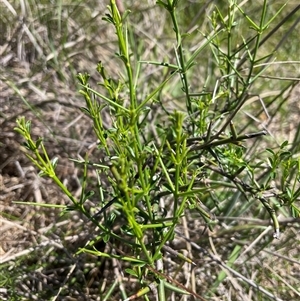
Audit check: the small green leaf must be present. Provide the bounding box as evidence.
[281,140,289,148]
[25,120,31,132]
[80,107,90,115]
[265,148,274,155]
[279,151,291,160]
[14,127,25,135]
[120,225,135,236]
[84,190,95,199]
[38,170,48,177]
[291,205,300,218]
[122,10,131,21]
[102,13,114,24]
[156,1,169,10]
[125,268,138,278]
[77,73,90,85]
[51,157,58,169]
[103,234,110,243]
[36,137,43,149]
[286,187,292,199]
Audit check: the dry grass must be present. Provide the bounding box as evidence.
[1,1,300,300]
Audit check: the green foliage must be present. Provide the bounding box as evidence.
[13,0,300,299]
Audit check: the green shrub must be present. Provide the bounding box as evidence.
[14,0,299,299]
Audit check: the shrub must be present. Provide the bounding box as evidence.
[13,0,299,299]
